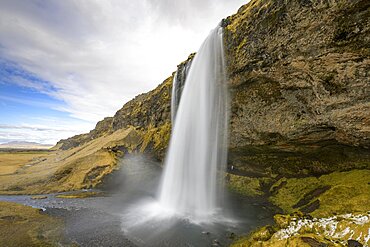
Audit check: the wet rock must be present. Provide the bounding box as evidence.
[212,239,220,246]
[228,232,236,239]
[347,239,363,247]
[301,237,327,247]
[300,199,320,214]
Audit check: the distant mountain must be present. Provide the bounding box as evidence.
[0,141,53,149]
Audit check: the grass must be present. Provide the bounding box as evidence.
[0,151,48,176]
[0,201,63,246]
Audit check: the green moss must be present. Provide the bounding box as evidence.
[230,226,274,247]
[226,173,269,197]
[140,122,171,159]
[225,0,262,33]
[269,176,320,213]
[269,169,370,217]
[313,170,370,217]
[140,122,171,150]
[236,38,247,53]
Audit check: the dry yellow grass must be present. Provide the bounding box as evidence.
[0,152,48,176]
[0,127,143,195]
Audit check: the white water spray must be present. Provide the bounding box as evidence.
[159,26,228,220]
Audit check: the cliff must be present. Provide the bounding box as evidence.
[223,0,370,178]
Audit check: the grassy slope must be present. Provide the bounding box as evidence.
[0,127,142,194]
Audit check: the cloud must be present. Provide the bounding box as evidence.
[0,124,69,132]
[0,120,92,144]
[0,0,245,124]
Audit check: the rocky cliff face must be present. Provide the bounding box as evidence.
[222,0,370,177]
[55,0,369,185]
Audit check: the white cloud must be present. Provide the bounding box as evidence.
[0,0,245,123]
[0,119,92,144]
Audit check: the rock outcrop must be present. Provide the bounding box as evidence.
[223,0,370,177]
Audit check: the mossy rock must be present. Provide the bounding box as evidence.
[232,212,370,247]
[226,173,269,197]
[273,214,291,229]
[269,169,370,217]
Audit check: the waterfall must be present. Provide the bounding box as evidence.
[159,26,228,220]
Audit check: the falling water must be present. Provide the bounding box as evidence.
[159,26,228,220]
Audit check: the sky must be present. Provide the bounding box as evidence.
[0,0,246,145]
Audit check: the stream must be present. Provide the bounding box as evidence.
[0,154,274,247]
